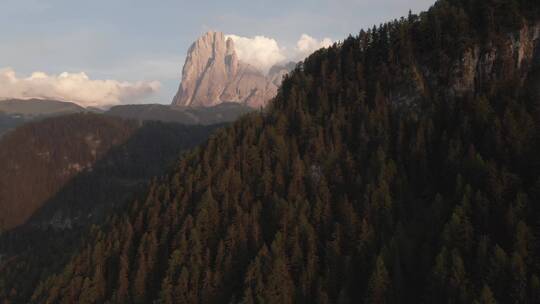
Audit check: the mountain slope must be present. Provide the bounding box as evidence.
[8,0,540,303]
[0,114,140,230]
[0,113,219,230]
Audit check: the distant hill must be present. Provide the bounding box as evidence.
[0,99,89,136]
[0,99,251,137]
[0,99,86,116]
[106,102,253,125]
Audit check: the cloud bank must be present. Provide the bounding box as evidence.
[225,35,286,74]
[0,68,160,108]
[225,34,333,73]
[295,34,333,58]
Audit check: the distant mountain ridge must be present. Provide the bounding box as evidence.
[172,31,295,108]
[0,98,87,116]
[0,99,90,136]
[0,98,251,137]
[105,102,253,125]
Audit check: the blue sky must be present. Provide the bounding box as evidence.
[0,0,436,106]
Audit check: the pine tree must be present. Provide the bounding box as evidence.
[475,284,497,304]
[365,256,391,304]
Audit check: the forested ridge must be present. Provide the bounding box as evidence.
[5,0,540,303]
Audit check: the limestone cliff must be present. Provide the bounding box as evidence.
[172,32,293,108]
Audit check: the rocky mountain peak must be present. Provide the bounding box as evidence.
[172,31,293,108]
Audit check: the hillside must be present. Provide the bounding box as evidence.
[0,114,135,230]
[4,0,540,303]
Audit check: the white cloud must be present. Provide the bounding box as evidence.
[225,35,286,74]
[0,68,160,108]
[295,34,333,58]
[225,34,333,73]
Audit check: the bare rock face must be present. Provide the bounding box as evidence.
[172,31,293,108]
[448,21,540,97]
[388,21,540,107]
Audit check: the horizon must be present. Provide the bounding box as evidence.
[0,0,436,107]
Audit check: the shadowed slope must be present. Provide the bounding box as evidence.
[0,114,222,302]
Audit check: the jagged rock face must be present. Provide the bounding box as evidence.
[172,32,293,108]
[449,22,540,96]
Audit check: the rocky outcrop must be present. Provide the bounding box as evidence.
[448,21,540,96]
[172,32,294,108]
[389,21,540,107]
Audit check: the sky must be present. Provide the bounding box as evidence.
[0,0,436,107]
